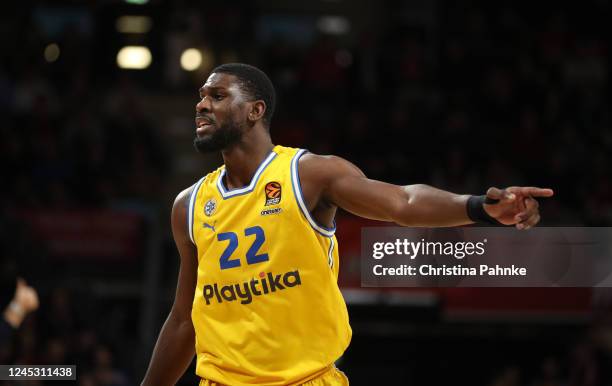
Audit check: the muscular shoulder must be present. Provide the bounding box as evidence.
[298,153,365,184]
[173,173,213,214]
[173,185,194,213]
[171,183,198,243]
[297,152,365,209]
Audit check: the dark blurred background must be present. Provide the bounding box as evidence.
[1,0,611,385]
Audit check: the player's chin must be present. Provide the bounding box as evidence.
[193,135,225,153]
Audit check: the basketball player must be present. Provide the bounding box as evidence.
[141,63,553,386]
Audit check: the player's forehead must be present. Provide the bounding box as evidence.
[199,72,240,93]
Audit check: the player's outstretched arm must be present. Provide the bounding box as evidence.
[141,188,198,386]
[299,154,553,229]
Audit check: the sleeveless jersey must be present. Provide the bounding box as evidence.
[188,145,352,386]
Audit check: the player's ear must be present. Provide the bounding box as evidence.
[247,100,266,124]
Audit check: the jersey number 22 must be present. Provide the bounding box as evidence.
[217,226,269,270]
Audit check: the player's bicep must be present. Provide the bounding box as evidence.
[326,174,407,222]
[170,189,198,321]
[312,156,407,222]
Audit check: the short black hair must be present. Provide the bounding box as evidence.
[211,63,276,126]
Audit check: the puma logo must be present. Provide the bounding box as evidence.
[203,221,216,233]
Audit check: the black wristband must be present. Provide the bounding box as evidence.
[466,195,502,225]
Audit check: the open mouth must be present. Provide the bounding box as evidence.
[195,117,215,134]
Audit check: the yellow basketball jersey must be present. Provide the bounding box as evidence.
[188,145,352,386]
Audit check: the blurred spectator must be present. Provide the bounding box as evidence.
[1,279,39,344]
[92,345,130,386]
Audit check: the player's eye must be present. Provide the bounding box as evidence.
[213,94,224,101]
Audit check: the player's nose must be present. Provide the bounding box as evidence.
[196,96,212,113]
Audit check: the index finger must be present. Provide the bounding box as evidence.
[508,187,554,198]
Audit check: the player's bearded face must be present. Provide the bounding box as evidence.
[193,117,244,153]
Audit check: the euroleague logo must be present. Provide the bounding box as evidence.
[264,181,281,206]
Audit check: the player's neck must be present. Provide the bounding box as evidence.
[221,130,274,190]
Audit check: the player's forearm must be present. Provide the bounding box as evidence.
[141,311,196,386]
[394,184,472,227]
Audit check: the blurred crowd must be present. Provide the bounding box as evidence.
[265,2,611,226]
[1,0,611,385]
